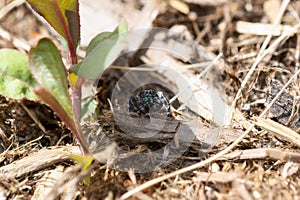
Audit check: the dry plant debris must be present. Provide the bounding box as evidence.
[0,0,300,199]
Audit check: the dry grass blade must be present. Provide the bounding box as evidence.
[236,21,294,36]
[0,146,80,178]
[230,0,294,112]
[169,0,190,14]
[182,0,226,6]
[219,148,300,162]
[259,0,290,55]
[0,0,25,20]
[254,118,300,148]
[193,171,240,183]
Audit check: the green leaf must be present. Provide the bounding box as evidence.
[81,96,97,121]
[26,0,80,51]
[69,154,94,167]
[29,38,73,118]
[0,49,38,100]
[34,85,76,133]
[71,20,127,78]
[68,153,94,184]
[85,32,112,55]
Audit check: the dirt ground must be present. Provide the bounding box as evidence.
[0,0,300,199]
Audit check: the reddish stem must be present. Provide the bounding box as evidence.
[53,0,86,154]
[67,29,87,154]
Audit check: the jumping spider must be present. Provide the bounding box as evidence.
[128,89,172,118]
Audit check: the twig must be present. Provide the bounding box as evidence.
[182,0,226,6]
[0,0,25,21]
[259,0,290,56]
[236,21,294,36]
[219,148,300,162]
[20,101,46,134]
[193,171,240,183]
[295,32,300,69]
[255,118,300,147]
[0,146,80,178]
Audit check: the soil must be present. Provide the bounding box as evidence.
[0,0,300,199]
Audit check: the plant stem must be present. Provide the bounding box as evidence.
[69,46,89,154]
[72,79,89,154]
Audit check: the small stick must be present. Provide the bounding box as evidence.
[0,0,25,21]
[219,148,300,162]
[20,101,46,134]
[254,118,300,148]
[295,32,300,69]
[259,0,290,56]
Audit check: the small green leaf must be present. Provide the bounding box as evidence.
[29,38,73,118]
[69,154,94,167]
[0,49,38,100]
[81,96,97,121]
[71,21,127,78]
[26,0,80,51]
[86,20,127,55]
[68,153,94,184]
[85,32,112,55]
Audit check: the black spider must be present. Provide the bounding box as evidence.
[128,89,171,118]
